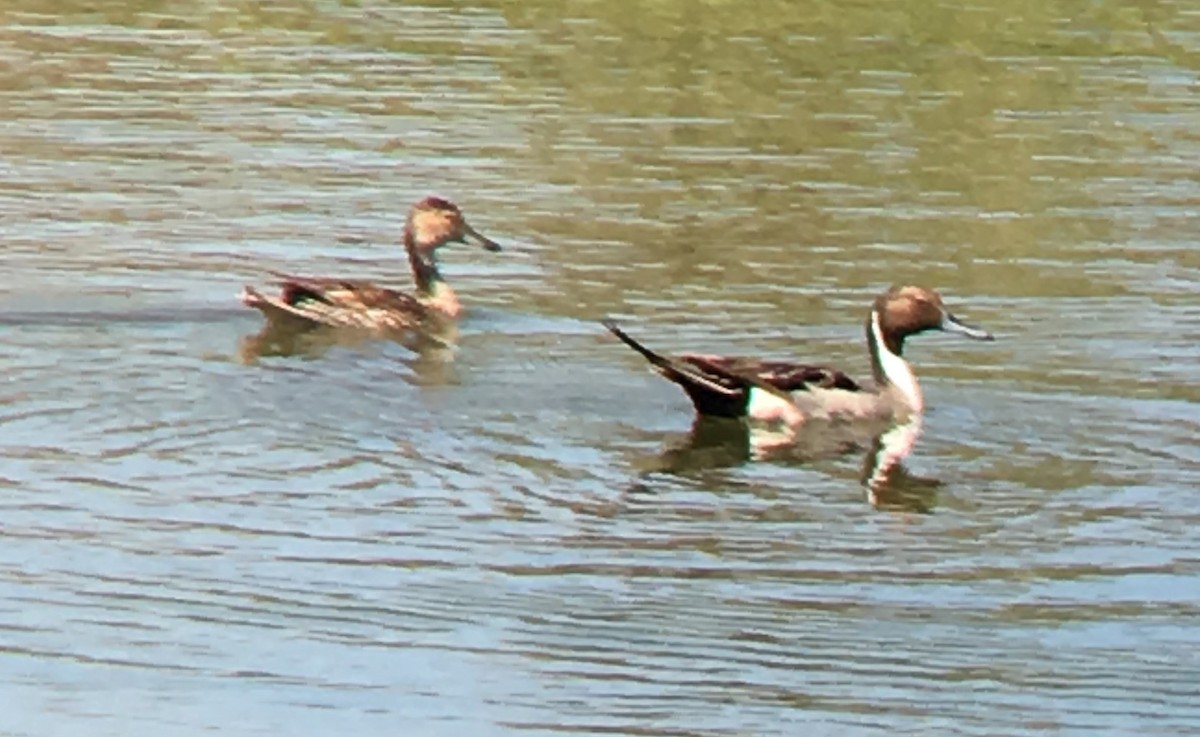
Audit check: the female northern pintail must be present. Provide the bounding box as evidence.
[241,196,501,331]
[603,285,993,427]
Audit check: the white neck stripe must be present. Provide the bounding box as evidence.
[871,310,923,414]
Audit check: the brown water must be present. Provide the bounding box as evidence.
[2,1,1199,735]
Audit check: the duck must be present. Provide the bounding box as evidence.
[240,196,501,331]
[602,285,993,428]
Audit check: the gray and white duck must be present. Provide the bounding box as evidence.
[603,285,994,428]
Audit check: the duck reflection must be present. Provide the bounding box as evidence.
[237,315,461,384]
[647,415,940,512]
[652,417,753,472]
[858,416,942,512]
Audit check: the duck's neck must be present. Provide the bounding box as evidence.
[406,234,462,317]
[866,310,923,415]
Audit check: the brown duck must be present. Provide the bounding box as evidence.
[603,286,993,427]
[241,196,501,331]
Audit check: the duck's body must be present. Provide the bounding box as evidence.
[604,286,993,427]
[241,274,432,331]
[241,196,500,332]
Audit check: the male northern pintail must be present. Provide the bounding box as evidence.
[241,196,501,331]
[603,285,993,427]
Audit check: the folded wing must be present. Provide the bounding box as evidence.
[243,273,429,330]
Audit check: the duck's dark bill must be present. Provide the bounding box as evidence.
[941,313,994,341]
[464,224,502,252]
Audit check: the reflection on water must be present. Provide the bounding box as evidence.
[647,417,753,473]
[3,0,1200,735]
[237,313,461,366]
[861,417,943,513]
[647,414,940,513]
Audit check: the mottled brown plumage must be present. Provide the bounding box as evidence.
[242,274,431,331]
[241,196,500,331]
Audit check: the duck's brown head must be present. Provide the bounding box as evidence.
[405,196,501,255]
[871,285,993,356]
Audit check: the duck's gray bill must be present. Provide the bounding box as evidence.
[941,313,994,341]
[464,224,502,252]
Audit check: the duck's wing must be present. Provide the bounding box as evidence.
[242,273,428,330]
[682,355,865,394]
[271,273,426,312]
[602,320,866,420]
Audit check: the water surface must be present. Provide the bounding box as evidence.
[2,1,1199,735]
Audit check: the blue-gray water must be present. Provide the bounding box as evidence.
[2,2,1199,735]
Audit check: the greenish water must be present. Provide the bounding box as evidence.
[1,1,1199,735]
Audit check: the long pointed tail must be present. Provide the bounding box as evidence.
[601,319,678,373]
[601,320,746,418]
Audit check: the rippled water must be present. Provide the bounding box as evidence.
[2,1,1200,735]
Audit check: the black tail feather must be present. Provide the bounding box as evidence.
[601,319,678,373]
[601,319,748,418]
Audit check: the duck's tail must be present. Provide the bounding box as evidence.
[240,284,326,328]
[601,319,747,418]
